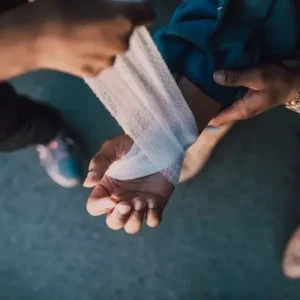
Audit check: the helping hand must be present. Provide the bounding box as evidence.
[83,135,174,234]
[210,64,299,126]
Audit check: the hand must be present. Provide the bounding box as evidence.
[83,135,174,234]
[32,0,155,77]
[283,227,300,279]
[210,64,299,126]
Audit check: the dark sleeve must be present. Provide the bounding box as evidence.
[154,0,298,107]
[0,0,27,14]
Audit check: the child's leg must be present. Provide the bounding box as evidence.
[0,82,83,188]
[0,82,62,151]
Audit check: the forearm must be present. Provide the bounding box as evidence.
[178,76,221,134]
[0,2,43,79]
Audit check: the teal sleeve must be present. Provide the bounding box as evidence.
[154,0,298,107]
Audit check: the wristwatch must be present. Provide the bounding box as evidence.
[286,89,300,113]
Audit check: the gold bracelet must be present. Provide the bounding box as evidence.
[286,89,300,113]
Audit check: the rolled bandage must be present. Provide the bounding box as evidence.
[85,27,198,185]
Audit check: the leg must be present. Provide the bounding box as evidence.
[0,82,83,188]
[179,123,234,183]
[0,82,61,151]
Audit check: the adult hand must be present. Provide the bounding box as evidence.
[32,0,155,77]
[83,135,174,234]
[210,64,299,126]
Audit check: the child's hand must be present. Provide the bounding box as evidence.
[84,135,174,234]
[34,0,155,77]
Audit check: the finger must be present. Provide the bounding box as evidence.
[124,198,145,234]
[84,136,133,188]
[87,185,116,216]
[214,68,266,90]
[146,199,162,228]
[210,92,269,126]
[106,202,132,231]
[80,56,116,76]
[83,142,116,188]
[87,197,116,216]
[209,103,245,127]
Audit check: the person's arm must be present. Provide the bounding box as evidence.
[0,3,39,79]
[0,0,154,79]
[177,76,221,133]
[83,78,222,234]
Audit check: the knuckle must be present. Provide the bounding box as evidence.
[81,64,100,77]
[234,100,251,120]
[226,71,240,86]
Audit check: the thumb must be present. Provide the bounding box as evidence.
[83,135,133,188]
[214,68,265,90]
[209,92,269,126]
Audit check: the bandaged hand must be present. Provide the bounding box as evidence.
[83,135,174,234]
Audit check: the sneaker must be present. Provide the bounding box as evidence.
[36,133,83,188]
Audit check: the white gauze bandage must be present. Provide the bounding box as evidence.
[85,27,198,185]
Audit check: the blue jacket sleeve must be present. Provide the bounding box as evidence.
[154,0,298,106]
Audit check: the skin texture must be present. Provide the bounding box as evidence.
[84,135,174,235]
[210,64,300,126]
[0,0,154,78]
[84,78,221,234]
[86,63,300,235]
[179,122,234,183]
[180,63,300,183]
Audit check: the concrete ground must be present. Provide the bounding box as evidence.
[1,1,300,299]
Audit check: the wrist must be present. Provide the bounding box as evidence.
[177,77,221,133]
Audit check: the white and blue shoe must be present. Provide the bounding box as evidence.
[37,133,83,188]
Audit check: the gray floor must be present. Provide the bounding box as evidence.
[1,1,300,299]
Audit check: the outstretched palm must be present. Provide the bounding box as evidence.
[84,135,174,234]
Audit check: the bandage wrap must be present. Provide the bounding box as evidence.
[85,27,198,185]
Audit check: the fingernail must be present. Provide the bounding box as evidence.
[87,172,98,179]
[116,204,131,215]
[98,199,116,211]
[147,199,157,210]
[133,198,145,211]
[83,172,98,187]
[214,71,225,83]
